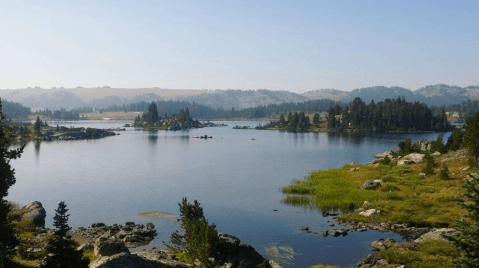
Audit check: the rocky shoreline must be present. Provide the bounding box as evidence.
[14,201,282,268]
[35,126,120,141]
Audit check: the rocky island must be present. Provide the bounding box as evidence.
[133,103,226,130]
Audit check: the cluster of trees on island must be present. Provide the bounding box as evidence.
[133,102,203,130]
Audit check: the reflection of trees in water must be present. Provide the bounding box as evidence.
[326,132,368,146]
[148,131,158,144]
[34,141,41,158]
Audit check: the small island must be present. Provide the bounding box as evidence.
[133,103,226,130]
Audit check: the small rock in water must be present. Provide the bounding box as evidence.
[329,223,335,227]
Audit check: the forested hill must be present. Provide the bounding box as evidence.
[100,99,341,119]
[0,99,31,119]
[303,84,479,106]
[328,97,451,132]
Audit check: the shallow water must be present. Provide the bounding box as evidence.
[9,120,449,267]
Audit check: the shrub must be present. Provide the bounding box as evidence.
[417,239,459,257]
[380,155,391,165]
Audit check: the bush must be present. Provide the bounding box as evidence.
[417,239,459,257]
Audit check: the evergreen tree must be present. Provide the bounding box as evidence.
[312,113,320,126]
[164,198,219,267]
[464,112,479,167]
[34,116,42,134]
[422,152,435,176]
[0,99,25,267]
[40,201,89,268]
[450,174,479,267]
[53,201,71,237]
[327,107,337,130]
[446,127,464,151]
[147,102,159,124]
[439,164,450,180]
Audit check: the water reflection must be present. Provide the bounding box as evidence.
[147,131,158,144]
[34,141,41,160]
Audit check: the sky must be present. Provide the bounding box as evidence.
[0,0,478,93]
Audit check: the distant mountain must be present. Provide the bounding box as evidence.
[301,89,349,101]
[302,84,479,106]
[0,87,207,110]
[2,84,479,111]
[178,89,308,109]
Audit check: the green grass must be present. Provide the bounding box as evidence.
[82,249,98,262]
[377,239,458,268]
[281,152,471,227]
[282,165,381,211]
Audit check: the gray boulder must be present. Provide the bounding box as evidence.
[374,150,394,159]
[18,201,46,225]
[94,237,129,257]
[402,153,425,164]
[145,222,155,230]
[218,233,241,253]
[414,228,461,243]
[360,180,382,190]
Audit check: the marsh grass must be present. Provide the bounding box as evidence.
[377,239,458,268]
[282,165,380,211]
[282,152,472,227]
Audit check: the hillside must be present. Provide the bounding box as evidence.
[302,84,479,106]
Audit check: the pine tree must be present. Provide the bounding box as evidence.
[40,201,89,268]
[422,152,435,176]
[446,127,464,151]
[53,201,71,237]
[34,116,42,134]
[439,164,450,180]
[147,102,159,124]
[164,198,218,267]
[450,174,479,267]
[464,112,479,167]
[0,99,25,267]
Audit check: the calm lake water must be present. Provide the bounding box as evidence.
[9,120,450,267]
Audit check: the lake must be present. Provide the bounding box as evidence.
[9,120,450,267]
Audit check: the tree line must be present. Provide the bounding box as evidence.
[328,97,451,132]
[101,99,340,119]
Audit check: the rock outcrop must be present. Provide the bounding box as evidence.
[71,222,157,248]
[16,201,46,225]
[94,237,130,257]
[360,180,382,190]
[397,153,425,165]
[413,228,461,243]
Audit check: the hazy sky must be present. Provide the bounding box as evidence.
[1,0,477,93]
